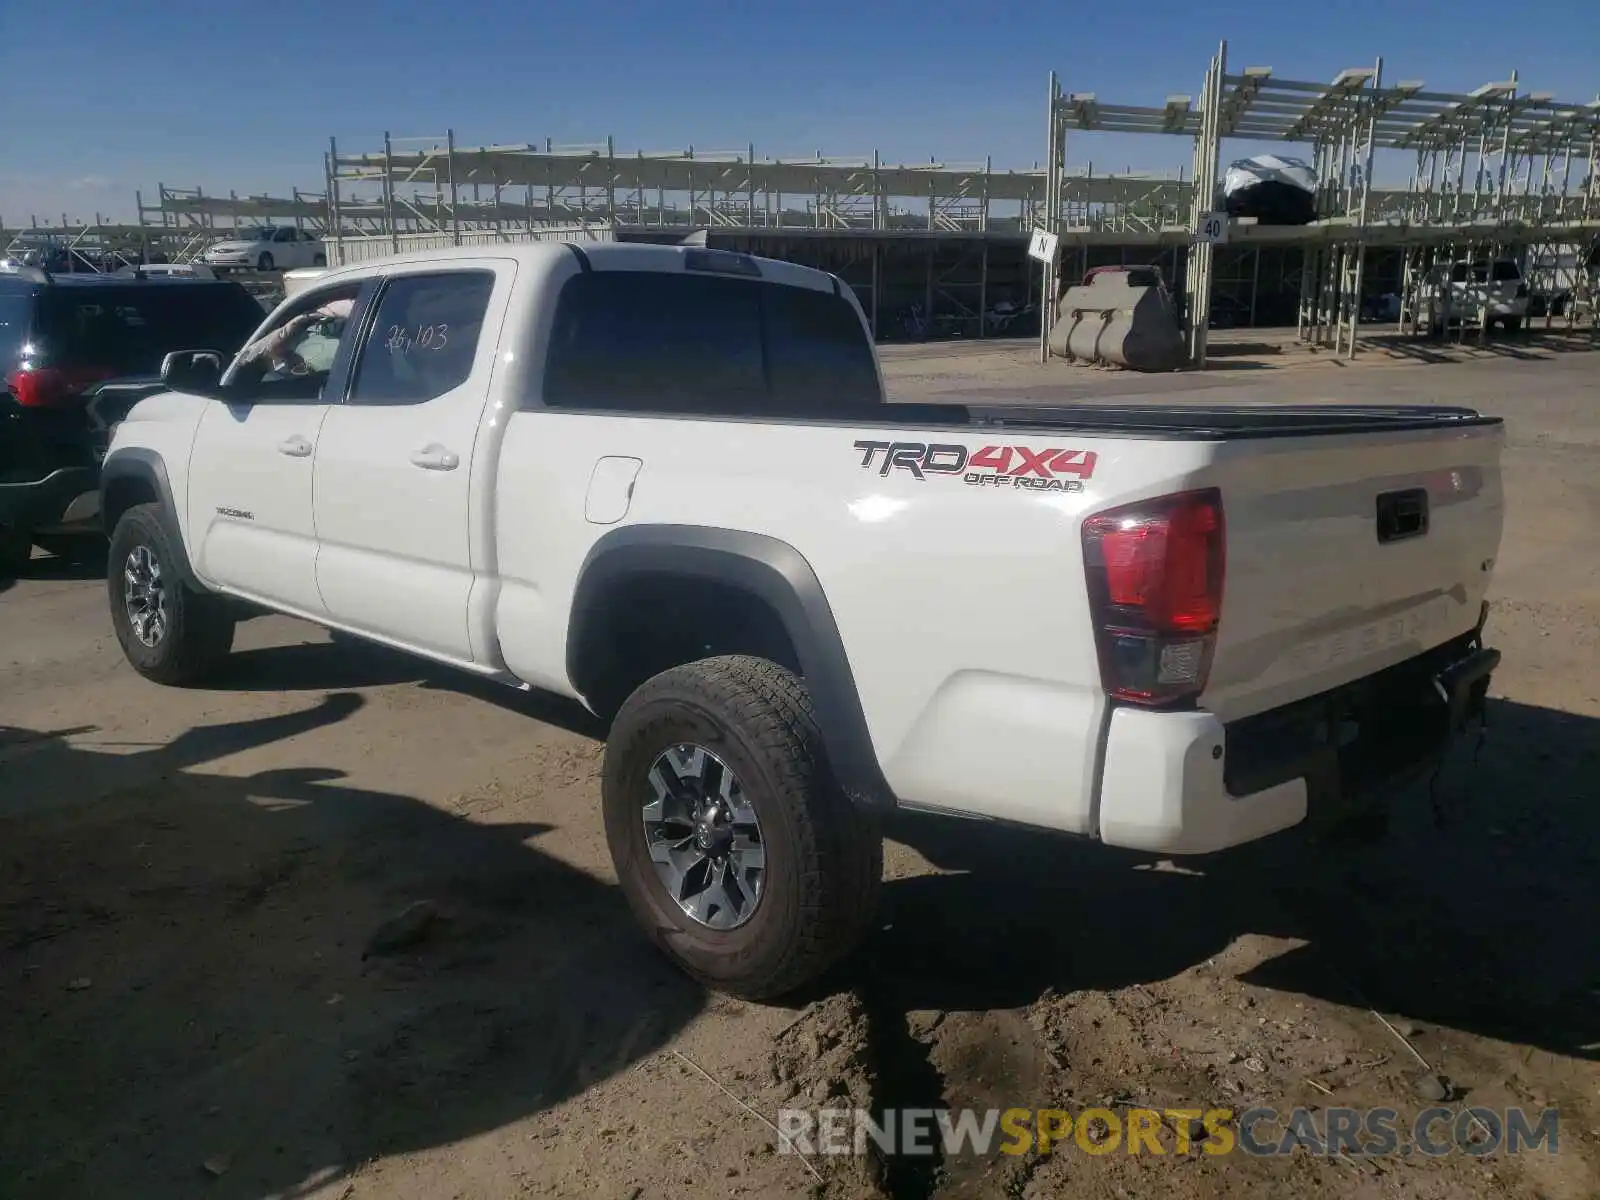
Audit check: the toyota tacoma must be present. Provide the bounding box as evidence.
[97,243,1504,998]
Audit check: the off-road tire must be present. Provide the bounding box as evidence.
[108,503,235,685]
[603,655,883,1000]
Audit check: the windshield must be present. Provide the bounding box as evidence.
[233,227,276,241]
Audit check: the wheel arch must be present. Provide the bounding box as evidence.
[568,525,895,812]
[100,449,203,590]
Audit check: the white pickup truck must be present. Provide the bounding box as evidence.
[99,243,1504,998]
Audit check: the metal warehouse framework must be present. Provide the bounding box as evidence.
[2,188,337,271]
[1,214,154,270]
[319,134,1062,339]
[327,134,1051,237]
[1042,41,1600,363]
[12,44,1598,357]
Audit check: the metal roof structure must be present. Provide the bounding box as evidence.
[1042,42,1600,364]
[9,40,1597,359]
[323,134,1055,244]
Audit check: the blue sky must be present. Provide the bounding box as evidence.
[3,0,1597,223]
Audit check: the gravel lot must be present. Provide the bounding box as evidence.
[3,337,1597,1199]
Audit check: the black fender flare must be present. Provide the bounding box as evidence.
[569,524,896,811]
[100,449,204,591]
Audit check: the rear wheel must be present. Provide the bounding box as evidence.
[602,655,882,1000]
[108,503,235,685]
[1501,315,1523,332]
[312,253,327,267]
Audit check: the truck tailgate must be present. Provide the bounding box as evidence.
[1201,420,1504,722]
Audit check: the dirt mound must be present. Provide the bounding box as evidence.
[764,992,878,1110]
[755,992,891,1197]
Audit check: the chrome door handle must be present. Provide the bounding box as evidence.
[410,444,460,471]
[277,435,313,458]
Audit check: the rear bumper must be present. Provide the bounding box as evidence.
[1097,634,1498,854]
[0,467,101,531]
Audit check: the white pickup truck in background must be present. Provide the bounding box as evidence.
[98,242,1505,998]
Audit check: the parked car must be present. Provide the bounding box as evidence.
[0,263,264,573]
[98,243,1504,999]
[201,226,326,273]
[1418,257,1530,332]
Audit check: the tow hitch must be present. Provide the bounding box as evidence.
[1428,644,1499,826]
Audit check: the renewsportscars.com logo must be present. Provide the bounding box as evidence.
[853,440,1098,493]
[776,1104,1563,1160]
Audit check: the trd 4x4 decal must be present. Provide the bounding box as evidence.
[853,440,1096,493]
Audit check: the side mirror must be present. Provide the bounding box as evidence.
[160,349,225,395]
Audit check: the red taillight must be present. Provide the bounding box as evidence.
[6,366,114,407]
[1082,488,1225,706]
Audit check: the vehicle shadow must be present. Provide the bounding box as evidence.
[211,634,608,739]
[213,637,432,693]
[2,549,103,590]
[0,700,702,1200]
[868,697,1599,1065]
[14,542,110,583]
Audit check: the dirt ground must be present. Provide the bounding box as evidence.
[2,337,1598,1200]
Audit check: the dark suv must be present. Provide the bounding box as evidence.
[1,266,264,574]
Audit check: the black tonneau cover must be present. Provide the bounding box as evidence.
[882,401,1501,440]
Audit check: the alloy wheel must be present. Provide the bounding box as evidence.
[124,544,168,648]
[642,743,766,930]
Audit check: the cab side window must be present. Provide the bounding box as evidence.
[346,271,495,406]
[228,283,362,401]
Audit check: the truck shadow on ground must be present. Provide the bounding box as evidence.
[0,697,702,1200]
[214,635,610,739]
[2,545,109,590]
[193,639,1600,1072]
[871,697,1599,1065]
[858,696,1599,1198]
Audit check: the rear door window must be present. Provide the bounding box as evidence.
[541,270,880,415]
[347,270,496,405]
[544,272,764,412]
[762,281,882,408]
